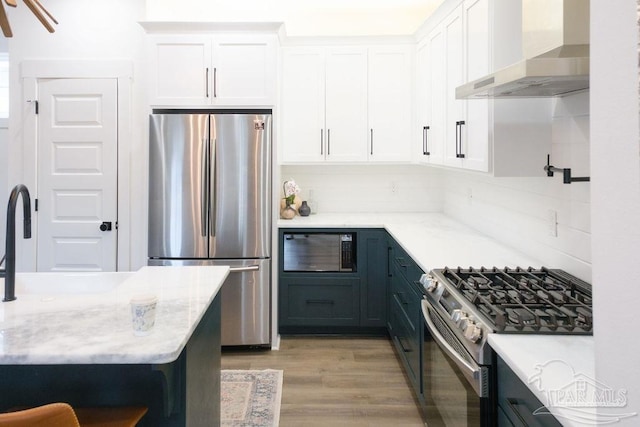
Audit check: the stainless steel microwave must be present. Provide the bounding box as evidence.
[283,233,356,272]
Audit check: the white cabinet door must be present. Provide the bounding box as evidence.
[212,35,276,105]
[461,0,490,172]
[443,6,466,168]
[280,47,326,163]
[325,47,368,162]
[415,38,430,163]
[417,27,446,166]
[368,45,412,162]
[149,36,211,106]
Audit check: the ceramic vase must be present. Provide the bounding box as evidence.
[299,201,311,216]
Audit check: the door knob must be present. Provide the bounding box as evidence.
[99,221,112,231]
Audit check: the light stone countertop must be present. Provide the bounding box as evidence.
[279,212,597,425]
[0,266,229,365]
[278,212,541,271]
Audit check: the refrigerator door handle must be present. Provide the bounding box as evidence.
[209,137,217,238]
[201,137,209,237]
[229,265,260,273]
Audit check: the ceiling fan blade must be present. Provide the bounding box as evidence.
[23,0,55,33]
[0,2,13,37]
[33,0,57,25]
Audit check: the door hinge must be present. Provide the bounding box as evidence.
[115,221,118,230]
[34,198,38,211]
[28,99,38,114]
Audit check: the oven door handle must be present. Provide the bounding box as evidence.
[422,300,488,398]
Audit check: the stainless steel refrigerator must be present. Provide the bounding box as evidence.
[148,112,271,347]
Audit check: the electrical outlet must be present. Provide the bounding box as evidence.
[391,181,397,193]
[547,209,558,237]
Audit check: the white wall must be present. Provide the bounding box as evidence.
[7,0,147,270]
[280,165,443,214]
[592,0,640,421]
[145,0,444,36]
[443,92,591,282]
[0,123,7,248]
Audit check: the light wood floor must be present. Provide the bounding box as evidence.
[221,336,425,427]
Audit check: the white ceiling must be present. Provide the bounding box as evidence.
[144,0,445,36]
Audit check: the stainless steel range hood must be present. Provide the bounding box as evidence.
[456,0,589,99]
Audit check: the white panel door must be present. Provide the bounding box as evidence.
[443,6,466,168]
[149,36,211,105]
[280,47,327,163]
[462,0,490,172]
[325,47,368,162]
[36,78,118,272]
[368,45,412,162]
[212,35,276,105]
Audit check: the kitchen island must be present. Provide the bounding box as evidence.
[0,266,229,427]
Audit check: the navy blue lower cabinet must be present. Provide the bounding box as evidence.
[387,237,425,397]
[497,356,562,427]
[278,228,388,334]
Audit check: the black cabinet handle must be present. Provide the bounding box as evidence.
[370,128,374,155]
[456,120,466,158]
[205,67,209,98]
[387,247,393,277]
[213,67,218,98]
[306,299,334,305]
[423,126,430,156]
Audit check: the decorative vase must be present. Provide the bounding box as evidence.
[280,204,297,219]
[299,201,311,216]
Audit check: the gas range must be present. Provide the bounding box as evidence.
[421,266,593,365]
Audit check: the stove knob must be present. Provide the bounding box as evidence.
[458,315,471,331]
[464,324,483,343]
[451,309,464,323]
[425,278,438,293]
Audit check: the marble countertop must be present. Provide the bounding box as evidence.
[0,266,229,365]
[279,213,541,271]
[280,213,597,425]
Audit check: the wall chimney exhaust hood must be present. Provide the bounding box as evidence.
[456,0,589,99]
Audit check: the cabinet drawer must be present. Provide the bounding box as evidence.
[390,297,421,390]
[391,265,422,332]
[280,277,360,326]
[497,356,562,427]
[391,243,424,284]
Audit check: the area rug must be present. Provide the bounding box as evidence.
[221,369,283,427]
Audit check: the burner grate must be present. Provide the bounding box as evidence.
[439,266,593,334]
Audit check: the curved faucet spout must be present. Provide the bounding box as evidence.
[2,184,32,302]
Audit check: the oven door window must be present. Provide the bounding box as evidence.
[423,331,482,426]
[422,304,492,426]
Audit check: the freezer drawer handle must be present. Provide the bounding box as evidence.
[229,265,260,273]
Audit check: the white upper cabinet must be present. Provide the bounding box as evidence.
[325,47,369,162]
[148,34,276,107]
[367,45,413,162]
[414,0,550,176]
[280,43,413,164]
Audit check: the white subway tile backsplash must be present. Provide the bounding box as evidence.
[279,93,591,281]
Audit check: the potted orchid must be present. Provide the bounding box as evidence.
[281,179,301,219]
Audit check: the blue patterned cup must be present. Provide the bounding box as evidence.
[130,294,158,336]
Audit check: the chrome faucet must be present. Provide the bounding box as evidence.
[0,185,32,302]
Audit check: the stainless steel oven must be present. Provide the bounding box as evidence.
[421,300,494,427]
[282,232,355,272]
[419,266,593,427]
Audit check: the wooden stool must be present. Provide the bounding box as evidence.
[0,403,148,427]
[75,407,148,427]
